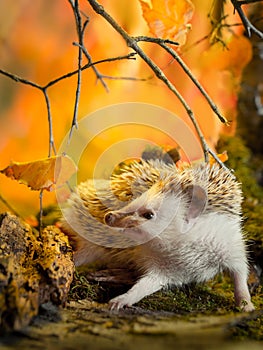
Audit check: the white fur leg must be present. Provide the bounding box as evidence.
[109,273,167,310]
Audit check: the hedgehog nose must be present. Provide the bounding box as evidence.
[104,212,115,226]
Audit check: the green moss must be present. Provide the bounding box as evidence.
[217,135,263,199]
[68,266,134,304]
[228,314,263,341]
[68,269,101,302]
[137,283,234,315]
[69,268,240,316]
[217,135,263,246]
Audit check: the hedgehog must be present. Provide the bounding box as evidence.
[61,160,254,312]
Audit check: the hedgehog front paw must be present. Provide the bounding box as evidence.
[109,293,132,311]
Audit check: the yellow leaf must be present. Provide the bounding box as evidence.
[139,0,194,45]
[0,155,77,191]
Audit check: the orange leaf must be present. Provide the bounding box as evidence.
[209,151,228,165]
[139,0,194,45]
[0,155,77,191]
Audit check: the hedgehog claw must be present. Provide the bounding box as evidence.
[109,294,131,311]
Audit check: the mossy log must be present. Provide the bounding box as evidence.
[0,212,74,332]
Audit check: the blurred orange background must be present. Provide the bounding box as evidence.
[0,0,252,216]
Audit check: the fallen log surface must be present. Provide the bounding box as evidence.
[0,212,74,332]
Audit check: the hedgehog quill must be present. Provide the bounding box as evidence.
[61,160,254,312]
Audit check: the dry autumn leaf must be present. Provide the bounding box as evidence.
[139,0,194,45]
[0,155,77,191]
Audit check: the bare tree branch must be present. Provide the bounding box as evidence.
[134,36,229,124]
[236,0,263,5]
[44,52,137,89]
[74,42,110,92]
[0,54,137,90]
[43,88,56,156]
[70,2,111,93]
[231,0,263,38]
[98,74,149,82]
[0,52,137,157]
[68,0,86,138]
[0,69,42,89]
[134,36,179,46]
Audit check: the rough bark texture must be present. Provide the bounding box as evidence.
[0,213,74,332]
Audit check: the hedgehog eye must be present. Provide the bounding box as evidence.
[140,211,155,220]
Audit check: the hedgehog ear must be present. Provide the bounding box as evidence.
[185,184,207,222]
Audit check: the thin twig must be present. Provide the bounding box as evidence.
[43,88,56,156]
[0,69,42,89]
[231,0,263,38]
[69,0,114,95]
[134,36,179,46]
[39,189,44,234]
[74,42,110,92]
[0,51,137,156]
[134,37,229,124]
[183,21,243,53]
[68,0,84,139]
[43,52,137,89]
[98,74,149,81]
[237,0,263,5]
[0,54,137,91]
[135,52,210,162]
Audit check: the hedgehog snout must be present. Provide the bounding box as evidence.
[104,211,128,227]
[104,211,139,228]
[104,212,116,226]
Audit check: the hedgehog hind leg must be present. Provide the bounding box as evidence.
[226,257,255,312]
[221,227,255,311]
[233,269,255,312]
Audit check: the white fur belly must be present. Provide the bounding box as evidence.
[151,212,245,285]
